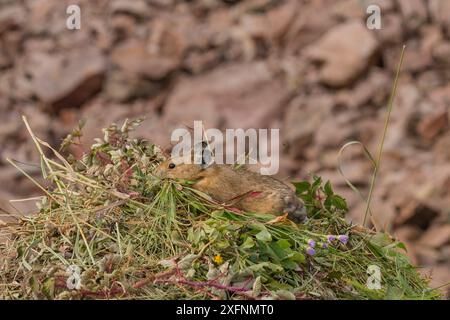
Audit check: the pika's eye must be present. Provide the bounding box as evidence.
[168,163,176,169]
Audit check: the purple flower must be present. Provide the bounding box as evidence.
[326,235,336,243]
[321,242,329,249]
[338,235,349,245]
[307,239,316,248]
[306,247,316,255]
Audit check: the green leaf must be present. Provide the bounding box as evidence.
[324,181,333,196]
[384,241,407,252]
[250,222,268,232]
[267,242,287,261]
[240,237,255,250]
[29,275,39,295]
[395,242,407,252]
[276,239,291,249]
[216,240,230,249]
[311,176,322,191]
[17,246,24,258]
[255,229,272,242]
[370,233,393,247]
[290,252,306,264]
[327,271,343,280]
[42,277,55,299]
[281,259,298,270]
[273,289,296,300]
[248,262,283,272]
[188,228,204,245]
[331,195,348,211]
[385,285,404,300]
[292,181,310,195]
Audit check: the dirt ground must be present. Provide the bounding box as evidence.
[0,0,449,296]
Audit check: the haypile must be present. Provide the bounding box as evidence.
[0,119,440,300]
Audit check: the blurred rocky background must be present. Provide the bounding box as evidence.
[0,0,449,296]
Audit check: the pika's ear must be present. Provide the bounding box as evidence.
[193,141,213,169]
[192,141,208,151]
[202,151,214,169]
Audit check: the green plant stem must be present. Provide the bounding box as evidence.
[363,45,406,226]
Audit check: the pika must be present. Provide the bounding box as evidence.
[154,144,307,223]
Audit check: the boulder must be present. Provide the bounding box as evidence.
[307,21,379,87]
[29,48,106,110]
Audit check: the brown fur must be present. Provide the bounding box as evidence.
[154,159,307,223]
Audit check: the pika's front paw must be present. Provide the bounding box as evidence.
[284,196,308,223]
[288,205,308,223]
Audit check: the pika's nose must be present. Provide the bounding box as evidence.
[153,165,163,178]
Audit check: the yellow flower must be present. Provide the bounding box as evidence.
[213,254,223,265]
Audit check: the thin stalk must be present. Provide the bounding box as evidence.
[363,45,406,226]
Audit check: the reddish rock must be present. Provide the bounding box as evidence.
[397,0,428,31]
[0,44,11,68]
[335,69,391,109]
[402,39,433,73]
[419,225,450,249]
[332,0,365,20]
[110,14,140,40]
[104,70,163,102]
[29,48,106,110]
[414,245,440,265]
[374,13,403,45]
[283,94,334,159]
[110,0,149,18]
[313,111,356,149]
[355,197,396,232]
[373,0,396,12]
[417,70,445,92]
[0,4,25,34]
[266,0,299,41]
[26,0,67,36]
[111,36,182,80]
[432,41,450,66]
[163,62,289,131]
[421,26,443,56]
[284,1,338,52]
[394,200,440,230]
[183,50,221,74]
[417,110,448,141]
[239,13,270,41]
[429,0,450,34]
[400,26,444,74]
[307,21,379,87]
[394,225,422,242]
[147,0,175,8]
[434,133,450,161]
[427,264,450,297]
[383,83,422,150]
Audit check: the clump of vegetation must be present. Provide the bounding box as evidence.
[0,118,440,300]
